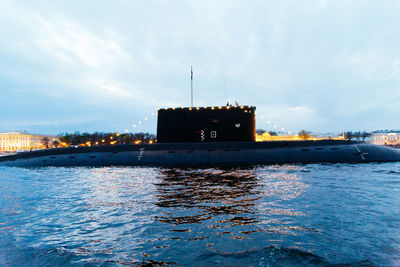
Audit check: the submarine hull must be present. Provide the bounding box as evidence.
[1,140,400,167]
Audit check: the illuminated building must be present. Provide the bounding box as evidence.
[370,132,400,146]
[256,132,302,141]
[0,132,60,152]
[256,132,345,142]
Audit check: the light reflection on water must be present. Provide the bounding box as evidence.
[1,163,400,266]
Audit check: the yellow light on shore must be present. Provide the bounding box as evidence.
[196,107,200,110]
[218,106,222,109]
[189,107,192,110]
[226,106,230,109]
[240,106,244,109]
[116,133,120,136]
[149,140,153,144]
[60,142,68,147]
[211,107,215,110]
[134,140,141,144]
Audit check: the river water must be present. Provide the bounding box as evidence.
[1,163,400,266]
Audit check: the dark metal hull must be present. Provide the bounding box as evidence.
[1,140,400,167]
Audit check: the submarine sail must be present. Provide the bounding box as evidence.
[157,106,256,143]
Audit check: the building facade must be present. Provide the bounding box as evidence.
[370,132,400,147]
[0,132,60,152]
[256,132,345,142]
[256,132,302,141]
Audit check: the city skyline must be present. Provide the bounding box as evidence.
[1,0,399,135]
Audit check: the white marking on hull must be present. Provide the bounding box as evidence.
[138,147,145,161]
[354,145,368,161]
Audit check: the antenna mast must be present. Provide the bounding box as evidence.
[191,66,193,107]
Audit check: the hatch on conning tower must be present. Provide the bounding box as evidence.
[157,105,256,143]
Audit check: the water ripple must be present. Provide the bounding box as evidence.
[1,163,400,265]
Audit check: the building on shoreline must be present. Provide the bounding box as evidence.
[255,131,345,142]
[0,132,60,152]
[370,131,400,147]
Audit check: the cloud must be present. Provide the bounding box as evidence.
[1,0,400,133]
[256,105,324,132]
[0,2,137,102]
[390,59,400,79]
[34,17,129,69]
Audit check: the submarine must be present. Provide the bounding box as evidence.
[1,104,400,167]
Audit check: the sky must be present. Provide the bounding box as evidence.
[1,0,399,135]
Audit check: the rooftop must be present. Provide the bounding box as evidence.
[0,132,57,137]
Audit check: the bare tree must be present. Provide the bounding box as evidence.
[344,131,354,140]
[52,140,60,148]
[41,137,49,149]
[256,129,266,135]
[298,130,311,140]
[361,131,370,141]
[354,131,361,140]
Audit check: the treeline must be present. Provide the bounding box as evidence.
[58,132,156,146]
[344,131,371,141]
[256,129,278,135]
[256,129,372,141]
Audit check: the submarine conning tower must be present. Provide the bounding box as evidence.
[157,105,256,143]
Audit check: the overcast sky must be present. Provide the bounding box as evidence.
[1,0,399,135]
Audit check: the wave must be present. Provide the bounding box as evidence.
[0,243,378,266]
[1,246,78,266]
[196,245,375,267]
